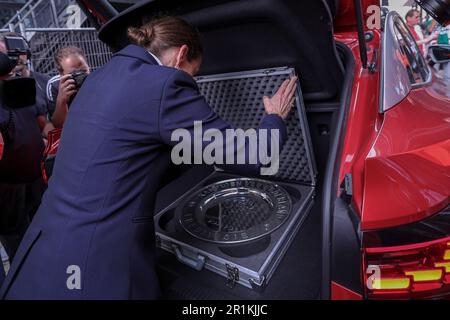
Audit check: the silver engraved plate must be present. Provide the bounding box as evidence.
[178,178,292,244]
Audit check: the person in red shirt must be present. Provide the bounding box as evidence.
[405,9,437,55]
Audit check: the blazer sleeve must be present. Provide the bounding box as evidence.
[159,69,288,176]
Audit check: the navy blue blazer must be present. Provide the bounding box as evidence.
[0,45,287,299]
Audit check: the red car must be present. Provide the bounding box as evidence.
[5,0,449,299]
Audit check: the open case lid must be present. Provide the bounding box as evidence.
[195,66,317,186]
[98,0,344,102]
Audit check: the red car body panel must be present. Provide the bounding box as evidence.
[362,81,450,230]
[335,0,380,31]
[77,0,110,24]
[331,281,363,300]
[336,30,450,231]
[335,30,382,219]
[41,128,63,184]
[334,21,449,297]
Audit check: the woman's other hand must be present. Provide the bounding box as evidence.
[263,76,298,120]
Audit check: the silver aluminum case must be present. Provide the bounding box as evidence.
[154,67,316,290]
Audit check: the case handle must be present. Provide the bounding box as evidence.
[171,244,206,271]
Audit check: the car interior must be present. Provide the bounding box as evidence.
[98,0,353,299]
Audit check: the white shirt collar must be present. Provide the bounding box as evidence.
[147,50,163,66]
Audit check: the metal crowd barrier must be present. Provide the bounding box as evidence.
[25,28,113,76]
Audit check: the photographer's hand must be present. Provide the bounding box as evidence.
[52,75,76,128]
[58,75,77,105]
[263,76,298,120]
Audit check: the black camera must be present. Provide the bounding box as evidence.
[0,36,31,77]
[4,36,31,61]
[67,71,88,106]
[415,0,450,26]
[70,70,88,89]
[1,36,35,109]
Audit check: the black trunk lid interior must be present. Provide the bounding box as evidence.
[99,0,344,101]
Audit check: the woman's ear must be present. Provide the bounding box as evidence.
[175,44,190,69]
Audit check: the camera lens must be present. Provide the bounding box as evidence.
[415,0,450,26]
[0,53,16,77]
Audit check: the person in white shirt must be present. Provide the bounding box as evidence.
[49,46,91,128]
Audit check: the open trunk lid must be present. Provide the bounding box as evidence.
[96,0,345,101]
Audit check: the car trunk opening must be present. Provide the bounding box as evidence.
[97,0,354,299]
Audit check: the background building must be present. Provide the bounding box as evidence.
[382,0,420,19]
[1,0,137,30]
[0,0,26,26]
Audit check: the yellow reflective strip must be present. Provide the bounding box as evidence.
[435,262,450,273]
[372,278,410,290]
[404,269,443,282]
[444,249,450,261]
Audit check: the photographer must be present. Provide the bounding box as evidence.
[49,46,90,128]
[0,35,46,275]
[0,33,55,138]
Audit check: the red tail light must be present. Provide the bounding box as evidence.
[364,236,450,299]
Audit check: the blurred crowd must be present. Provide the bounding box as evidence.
[0,32,90,271]
[405,8,450,78]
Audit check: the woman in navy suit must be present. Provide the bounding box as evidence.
[0,16,297,299]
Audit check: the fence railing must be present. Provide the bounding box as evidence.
[27,28,113,76]
[3,0,86,31]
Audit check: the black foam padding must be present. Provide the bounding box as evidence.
[196,68,316,185]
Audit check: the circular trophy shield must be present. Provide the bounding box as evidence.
[179,178,292,244]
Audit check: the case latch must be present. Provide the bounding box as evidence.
[226,264,240,288]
